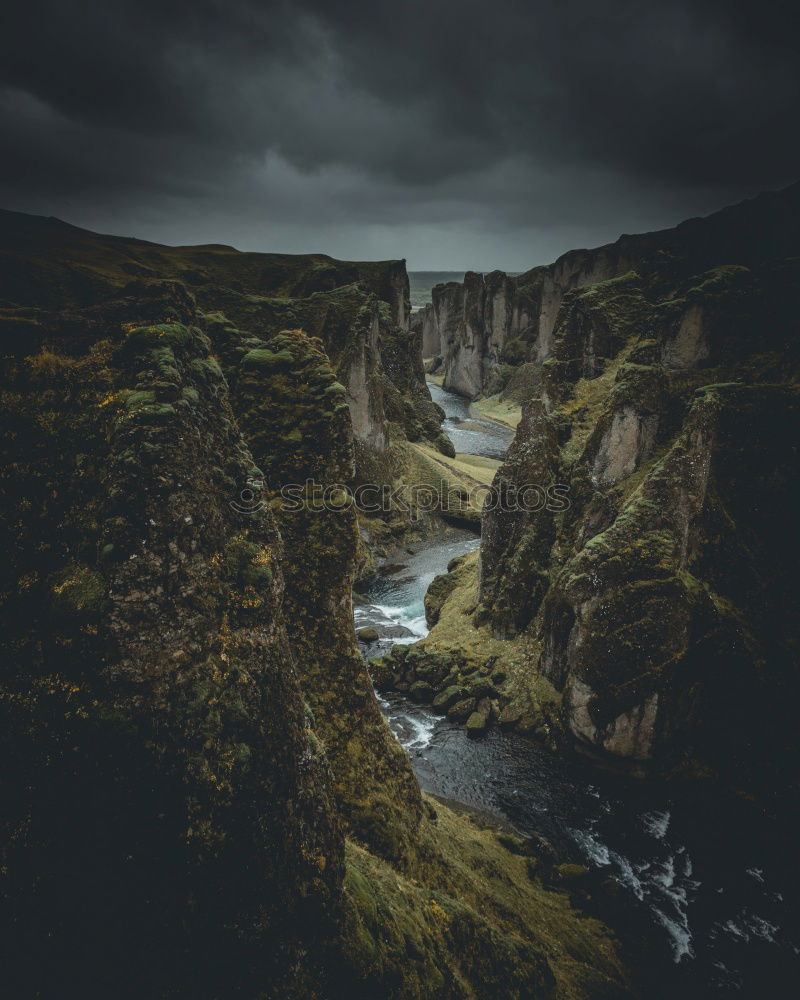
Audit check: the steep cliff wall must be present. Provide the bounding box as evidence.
[420,272,536,398]
[412,301,440,357]
[436,183,800,400]
[0,210,441,464]
[0,280,345,999]
[374,188,800,801]
[476,246,800,789]
[202,317,424,862]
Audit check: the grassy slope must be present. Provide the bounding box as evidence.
[343,796,628,999]
[0,208,403,309]
[472,393,523,428]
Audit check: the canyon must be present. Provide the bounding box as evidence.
[1,182,799,998]
[402,184,800,796]
[0,210,628,999]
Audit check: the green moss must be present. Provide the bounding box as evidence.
[50,563,105,616]
[122,389,157,411]
[685,264,750,301]
[189,356,224,379]
[123,322,193,352]
[341,799,629,999]
[241,347,295,368]
[223,535,273,588]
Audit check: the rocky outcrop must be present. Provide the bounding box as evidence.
[206,320,424,862]
[437,182,800,400]
[549,382,800,772]
[473,188,800,792]
[0,280,345,999]
[412,301,440,357]
[479,398,562,637]
[0,210,442,470]
[418,272,534,399]
[0,209,465,588]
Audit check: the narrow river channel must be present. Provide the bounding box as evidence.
[354,381,799,998]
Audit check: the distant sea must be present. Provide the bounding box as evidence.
[408,271,520,310]
[408,271,465,309]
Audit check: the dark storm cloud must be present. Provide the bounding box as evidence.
[1,0,798,267]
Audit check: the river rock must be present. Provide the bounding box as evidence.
[447,697,476,722]
[551,864,592,887]
[367,656,393,690]
[406,649,450,686]
[409,680,435,703]
[431,685,468,713]
[467,676,495,700]
[357,626,380,642]
[466,709,490,734]
[499,703,524,728]
[476,696,493,717]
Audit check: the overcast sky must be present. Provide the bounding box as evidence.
[1,0,799,269]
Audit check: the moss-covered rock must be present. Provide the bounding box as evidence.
[357,626,380,643]
[467,203,800,795]
[432,684,470,712]
[0,281,344,999]
[425,569,460,626]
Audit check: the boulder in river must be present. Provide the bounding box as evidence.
[447,697,476,722]
[466,708,490,734]
[552,863,592,885]
[432,685,469,713]
[409,680,435,703]
[499,703,524,728]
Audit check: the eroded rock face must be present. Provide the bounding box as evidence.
[412,301,441,357]
[550,383,800,773]
[0,281,345,999]
[344,305,388,450]
[435,271,530,399]
[535,247,635,361]
[476,185,800,788]
[435,250,634,398]
[568,680,659,760]
[590,406,659,485]
[439,182,800,400]
[662,303,710,370]
[479,397,562,637]
[215,323,424,862]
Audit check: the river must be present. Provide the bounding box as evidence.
[354,382,799,998]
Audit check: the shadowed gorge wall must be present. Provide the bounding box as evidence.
[206,321,425,861]
[0,280,345,998]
